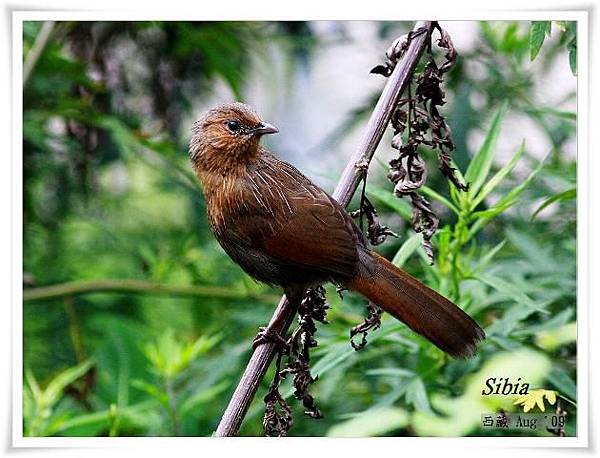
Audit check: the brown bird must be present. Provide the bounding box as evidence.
[189,102,485,358]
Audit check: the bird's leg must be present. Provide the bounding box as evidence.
[252,287,304,351]
[252,324,290,351]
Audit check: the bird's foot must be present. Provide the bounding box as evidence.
[252,326,289,351]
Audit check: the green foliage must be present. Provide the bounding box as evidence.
[529,21,552,61]
[532,187,576,220]
[24,360,94,436]
[327,407,409,437]
[529,21,577,74]
[363,101,575,436]
[142,330,221,379]
[412,349,551,436]
[23,326,226,437]
[23,20,576,438]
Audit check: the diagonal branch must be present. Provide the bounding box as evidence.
[23,279,279,303]
[214,20,434,437]
[23,21,55,87]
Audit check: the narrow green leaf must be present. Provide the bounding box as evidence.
[53,400,158,436]
[367,186,412,221]
[568,38,577,75]
[48,410,111,436]
[525,107,576,121]
[25,370,42,403]
[547,366,577,401]
[405,377,433,414]
[131,379,169,405]
[42,360,94,408]
[472,141,525,209]
[530,21,551,61]
[311,343,356,378]
[470,155,547,236]
[366,368,415,377]
[327,407,409,437]
[178,381,229,416]
[513,308,573,337]
[485,303,539,337]
[476,273,547,313]
[532,187,576,219]
[391,233,422,268]
[421,186,459,214]
[464,103,508,199]
[475,240,507,272]
[506,229,556,270]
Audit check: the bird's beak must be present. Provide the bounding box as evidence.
[251,122,279,136]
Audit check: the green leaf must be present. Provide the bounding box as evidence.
[532,187,576,219]
[42,360,94,408]
[405,377,433,414]
[131,379,169,405]
[327,407,409,437]
[470,155,548,236]
[472,141,525,209]
[49,410,111,437]
[421,186,459,214]
[54,400,158,436]
[476,273,547,313]
[485,303,539,337]
[391,233,422,268]
[513,308,573,337]
[412,349,551,436]
[474,240,507,272]
[143,330,221,379]
[529,21,551,61]
[366,367,415,378]
[25,369,42,403]
[568,36,577,75]
[505,229,555,269]
[367,186,412,220]
[311,342,357,378]
[547,366,577,401]
[464,103,508,199]
[525,107,576,121]
[178,381,230,417]
[90,316,154,409]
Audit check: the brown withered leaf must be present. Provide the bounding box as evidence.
[350,302,383,351]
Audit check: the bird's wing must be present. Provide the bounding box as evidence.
[245,156,364,279]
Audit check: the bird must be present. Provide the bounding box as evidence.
[189,102,485,358]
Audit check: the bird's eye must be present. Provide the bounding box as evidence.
[226,120,241,133]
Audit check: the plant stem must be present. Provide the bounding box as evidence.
[24,21,55,87]
[23,279,279,303]
[63,296,85,362]
[164,378,181,436]
[214,20,434,437]
[558,393,577,408]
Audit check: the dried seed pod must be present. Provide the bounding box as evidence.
[387,167,405,184]
[350,302,383,351]
[370,22,468,261]
[262,286,328,434]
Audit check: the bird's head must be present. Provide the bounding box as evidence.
[189,102,278,174]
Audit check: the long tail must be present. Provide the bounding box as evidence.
[346,248,485,358]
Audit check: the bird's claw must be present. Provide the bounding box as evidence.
[252,326,289,351]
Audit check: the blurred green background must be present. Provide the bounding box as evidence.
[22,20,577,437]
